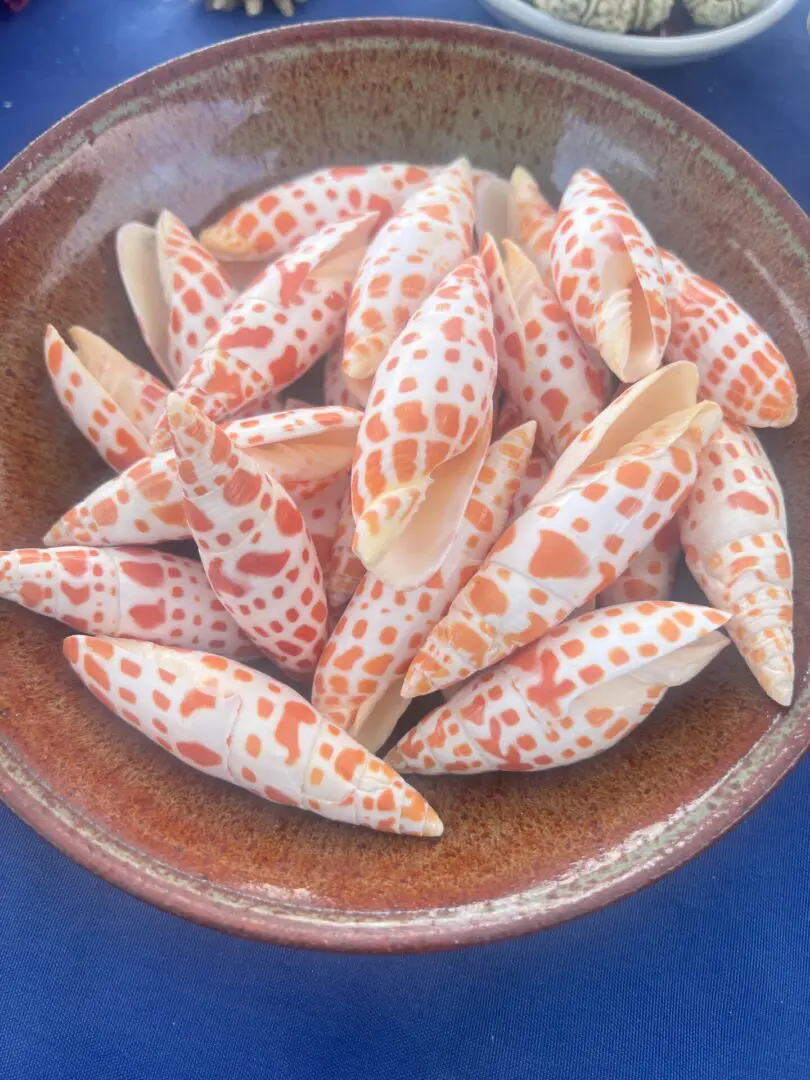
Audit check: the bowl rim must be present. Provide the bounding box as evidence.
[478,0,801,57]
[0,17,808,952]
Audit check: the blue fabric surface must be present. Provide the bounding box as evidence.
[1,2,809,1077]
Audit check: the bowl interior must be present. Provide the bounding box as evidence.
[1,21,808,951]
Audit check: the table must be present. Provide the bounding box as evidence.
[1,3,808,1078]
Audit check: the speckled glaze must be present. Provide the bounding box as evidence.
[0,19,808,952]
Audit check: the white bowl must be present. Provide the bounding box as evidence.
[478,0,800,66]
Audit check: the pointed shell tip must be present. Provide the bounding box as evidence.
[423,808,444,838]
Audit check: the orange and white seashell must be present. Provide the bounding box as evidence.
[45,451,188,548]
[403,398,722,697]
[507,450,551,524]
[506,165,557,286]
[350,255,498,590]
[150,215,377,447]
[543,361,700,499]
[342,158,475,402]
[322,343,362,410]
[199,163,435,262]
[117,211,237,385]
[492,394,523,440]
[599,517,681,605]
[63,636,442,836]
[45,406,362,548]
[680,417,794,705]
[224,405,362,499]
[324,486,366,612]
[388,602,729,774]
[550,169,670,383]
[483,236,611,461]
[45,326,169,472]
[295,475,349,574]
[661,249,797,428]
[473,169,510,248]
[313,421,534,752]
[167,397,329,678]
[0,546,257,657]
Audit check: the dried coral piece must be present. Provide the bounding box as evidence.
[350,255,498,590]
[661,249,797,428]
[150,215,375,447]
[117,212,236,385]
[200,164,433,261]
[388,602,728,774]
[484,236,611,461]
[550,169,670,382]
[680,417,794,705]
[45,326,169,472]
[0,546,257,657]
[403,399,722,697]
[64,635,442,836]
[168,397,328,678]
[342,158,476,402]
[313,421,534,752]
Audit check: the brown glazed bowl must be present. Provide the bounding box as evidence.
[1,19,808,953]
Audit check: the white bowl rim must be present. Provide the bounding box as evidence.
[479,0,800,57]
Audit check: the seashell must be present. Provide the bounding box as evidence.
[543,360,700,498]
[528,0,673,34]
[45,406,362,547]
[199,163,435,261]
[681,417,794,705]
[150,214,376,446]
[402,398,722,697]
[0,546,258,657]
[599,517,681,605]
[167,396,329,678]
[550,169,670,382]
[63,635,442,836]
[295,475,349,573]
[342,158,476,402]
[324,486,366,613]
[507,451,552,524]
[45,326,169,472]
[661,249,797,428]
[474,169,510,248]
[350,255,498,590]
[313,421,535,753]
[506,165,557,286]
[117,211,236,384]
[388,601,728,773]
[483,235,611,461]
[681,0,760,27]
[322,342,362,409]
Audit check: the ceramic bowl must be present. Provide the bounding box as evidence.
[478,0,800,66]
[0,19,808,952]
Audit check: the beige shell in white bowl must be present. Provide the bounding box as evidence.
[478,0,799,66]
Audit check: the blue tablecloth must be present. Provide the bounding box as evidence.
[1,3,808,1077]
